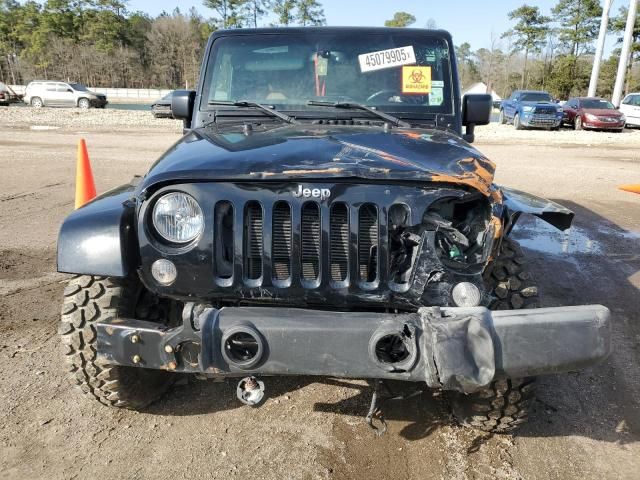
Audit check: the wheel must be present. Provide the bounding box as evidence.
[574,116,582,130]
[30,96,43,108]
[514,113,523,130]
[78,98,90,109]
[59,275,177,409]
[499,109,506,124]
[447,237,538,433]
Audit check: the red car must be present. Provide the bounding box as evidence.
[562,97,626,132]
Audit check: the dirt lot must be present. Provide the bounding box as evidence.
[1,112,640,479]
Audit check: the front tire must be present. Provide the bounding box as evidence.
[447,238,538,433]
[514,113,523,130]
[78,98,90,109]
[574,116,583,130]
[59,275,175,409]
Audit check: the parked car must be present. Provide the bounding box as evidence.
[499,90,563,130]
[563,97,625,132]
[150,91,175,118]
[0,82,24,105]
[619,93,640,128]
[57,26,611,435]
[23,81,107,109]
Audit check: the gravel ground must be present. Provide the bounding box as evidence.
[2,105,639,145]
[0,105,183,131]
[1,114,640,479]
[476,122,640,146]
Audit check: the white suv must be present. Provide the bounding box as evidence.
[620,93,640,128]
[24,81,108,109]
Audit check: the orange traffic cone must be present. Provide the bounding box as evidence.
[74,138,97,209]
[619,184,640,195]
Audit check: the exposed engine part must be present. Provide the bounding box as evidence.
[388,204,421,284]
[236,376,265,406]
[424,195,493,271]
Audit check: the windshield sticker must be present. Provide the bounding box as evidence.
[358,46,416,73]
[429,87,444,106]
[402,66,432,94]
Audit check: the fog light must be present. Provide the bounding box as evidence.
[451,282,481,307]
[151,259,177,285]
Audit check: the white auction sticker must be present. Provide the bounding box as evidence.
[358,46,416,73]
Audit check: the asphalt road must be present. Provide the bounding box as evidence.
[1,125,639,479]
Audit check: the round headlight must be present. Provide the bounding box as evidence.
[451,282,482,307]
[152,192,204,243]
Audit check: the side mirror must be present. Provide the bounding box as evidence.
[462,94,492,143]
[67,89,73,93]
[171,90,196,129]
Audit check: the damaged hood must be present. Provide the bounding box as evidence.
[141,124,496,195]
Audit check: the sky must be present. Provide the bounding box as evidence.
[127,0,630,55]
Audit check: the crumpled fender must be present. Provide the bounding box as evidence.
[57,182,139,277]
[500,186,574,231]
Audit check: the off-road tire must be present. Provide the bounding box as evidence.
[447,237,538,433]
[59,275,174,409]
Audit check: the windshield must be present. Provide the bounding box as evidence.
[520,92,552,102]
[69,83,89,92]
[581,99,615,110]
[201,32,453,117]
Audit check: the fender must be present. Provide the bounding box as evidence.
[57,183,139,277]
[500,186,574,232]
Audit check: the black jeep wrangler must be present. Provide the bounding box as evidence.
[57,27,611,433]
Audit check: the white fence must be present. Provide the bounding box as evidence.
[9,85,172,102]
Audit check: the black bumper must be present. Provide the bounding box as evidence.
[96,304,611,393]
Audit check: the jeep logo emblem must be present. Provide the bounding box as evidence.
[292,185,331,201]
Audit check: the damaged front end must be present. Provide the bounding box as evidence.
[135,182,507,311]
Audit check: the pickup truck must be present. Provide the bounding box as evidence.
[499,90,563,130]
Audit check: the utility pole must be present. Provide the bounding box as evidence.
[588,0,614,97]
[612,0,639,106]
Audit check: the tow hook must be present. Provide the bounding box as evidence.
[366,380,423,437]
[236,376,265,406]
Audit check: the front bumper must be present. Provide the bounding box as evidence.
[96,304,611,393]
[583,120,625,130]
[91,97,108,107]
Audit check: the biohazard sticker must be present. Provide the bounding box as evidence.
[402,66,432,94]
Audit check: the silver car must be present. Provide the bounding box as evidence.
[24,81,108,109]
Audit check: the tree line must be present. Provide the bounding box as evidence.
[0,0,325,89]
[1,0,637,99]
[454,0,639,100]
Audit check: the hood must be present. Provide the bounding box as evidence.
[521,101,557,107]
[582,108,622,117]
[140,124,496,196]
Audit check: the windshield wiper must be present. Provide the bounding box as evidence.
[307,100,411,128]
[208,100,297,124]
